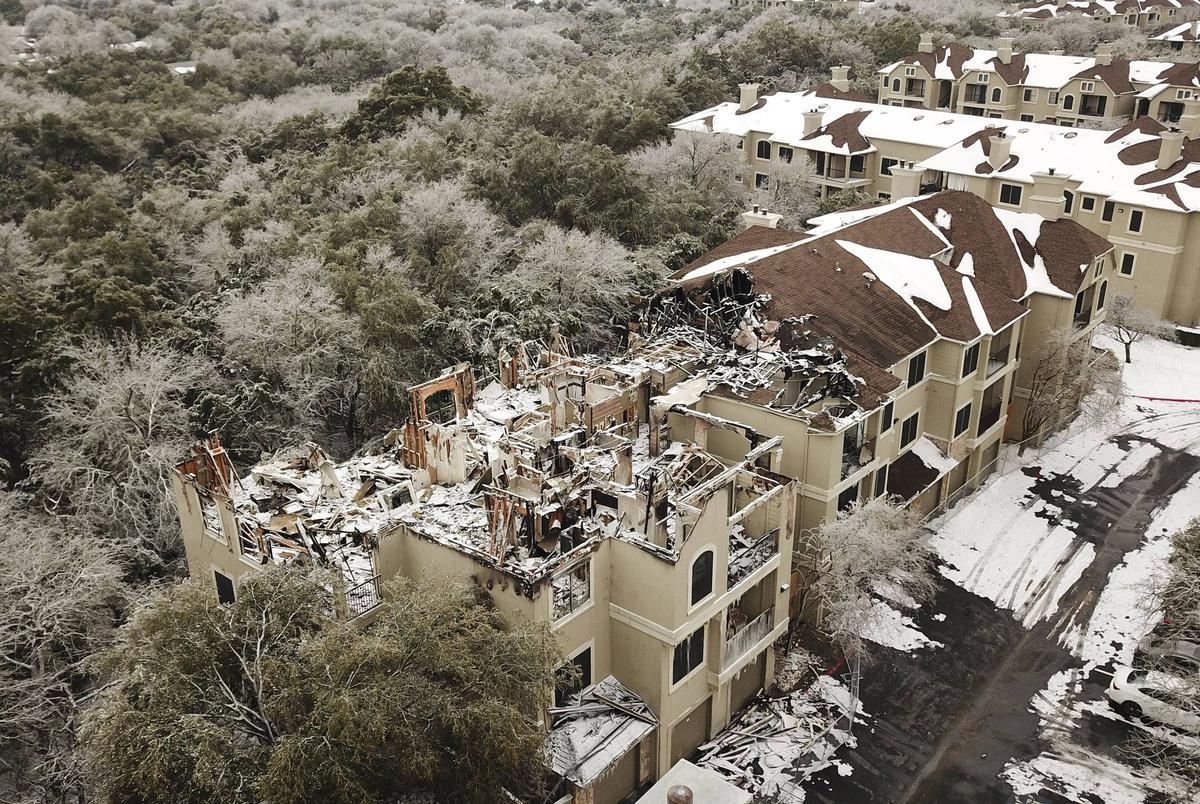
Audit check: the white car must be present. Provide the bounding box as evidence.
[1107,666,1200,733]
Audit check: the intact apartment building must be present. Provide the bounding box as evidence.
[173,188,1112,804]
[675,82,1200,325]
[1000,0,1200,28]
[877,35,1200,127]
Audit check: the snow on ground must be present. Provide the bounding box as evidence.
[1095,332,1200,401]
[860,599,944,652]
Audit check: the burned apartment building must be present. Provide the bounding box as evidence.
[172,188,1112,803]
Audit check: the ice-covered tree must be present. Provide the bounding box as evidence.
[81,570,560,804]
[1104,293,1176,364]
[1020,327,1124,450]
[796,495,936,657]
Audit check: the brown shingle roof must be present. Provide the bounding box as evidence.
[1070,59,1135,95]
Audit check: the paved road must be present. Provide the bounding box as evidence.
[804,432,1200,804]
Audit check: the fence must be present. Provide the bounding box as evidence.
[345,575,382,619]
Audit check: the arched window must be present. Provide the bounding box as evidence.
[991,87,1002,103]
[756,140,771,160]
[690,550,714,606]
[1063,95,1075,111]
[1097,280,1108,310]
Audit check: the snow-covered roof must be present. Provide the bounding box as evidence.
[547,676,658,787]
[1154,19,1200,41]
[673,92,1200,213]
[1001,0,1200,20]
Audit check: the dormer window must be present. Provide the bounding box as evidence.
[977,72,989,82]
[1081,81,1096,93]
[905,66,916,77]
[1178,89,1193,100]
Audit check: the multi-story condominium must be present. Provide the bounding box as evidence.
[1154,19,1200,49]
[877,35,1200,127]
[675,83,1200,325]
[1000,0,1200,28]
[172,189,1111,804]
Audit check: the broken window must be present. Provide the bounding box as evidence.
[691,550,714,606]
[672,626,705,684]
[555,646,593,706]
[552,560,591,621]
[837,484,858,512]
[214,570,236,605]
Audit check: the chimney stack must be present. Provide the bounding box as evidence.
[738,83,759,113]
[1182,98,1200,138]
[988,131,1013,170]
[998,37,1014,65]
[1028,170,1071,220]
[1158,129,1185,169]
[741,205,783,228]
[1192,19,1199,36]
[802,108,824,136]
[667,786,694,804]
[1096,43,1113,66]
[831,65,851,92]
[889,161,924,199]
[918,32,934,53]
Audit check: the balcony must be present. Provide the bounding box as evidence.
[728,527,779,588]
[1080,94,1107,118]
[723,608,774,668]
[344,575,382,619]
[905,79,926,97]
[977,403,1001,436]
[841,432,876,480]
[964,84,987,104]
[986,343,1010,377]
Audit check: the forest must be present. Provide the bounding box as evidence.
[0,0,1185,800]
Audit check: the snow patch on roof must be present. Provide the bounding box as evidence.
[835,239,952,331]
[993,209,1073,299]
[961,274,994,336]
[678,241,806,282]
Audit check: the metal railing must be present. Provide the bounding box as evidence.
[723,608,774,668]
[345,575,382,619]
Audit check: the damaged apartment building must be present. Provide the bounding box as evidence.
[172,190,1112,803]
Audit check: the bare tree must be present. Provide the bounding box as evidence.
[629,130,744,199]
[1020,327,1124,451]
[760,154,820,228]
[25,338,215,562]
[1104,293,1177,364]
[795,495,936,658]
[0,492,126,804]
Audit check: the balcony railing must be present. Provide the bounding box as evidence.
[345,575,382,619]
[986,344,1010,377]
[977,404,1001,436]
[723,608,774,668]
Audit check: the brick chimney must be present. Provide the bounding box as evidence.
[1028,169,1071,220]
[988,131,1013,170]
[1158,129,1185,169]
[918,32,934,53]
[831,65,851,92]
[1181,98,1200,138]
[889,161,924,199]
[741,204,783,228]
[739,83,759,113]
[1096,43,1113,67]
[998,37,1014,65]
[803,108,824,136]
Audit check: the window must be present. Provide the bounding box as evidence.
[778,146,794,163]
[1062,94,1075,111]
[881,401,895,432]
[877,192,891,200]
[1023,88,1038,103]
[552,561,591,621]
[1073,291,1088,320]
[963,343,980,376]
[837,483,859,512]
[1102,200,1115,222]
[756,140,771,160]
[1120,252,1136,276]
[1178,88,1194,100]
[690,550,714,606]
[1094,257,1104,278]
[906,351,927,386]
[814,152,826,175]
[555,647,593,706]
[1129,209,1144,233]
[873,464,889,497]
[954,403,972,437]
[1063,190,1074,215]
[849,154,866,174]
[1020,114,1034,122]
[1081,81,1095,93]
[990,87,1002,103]
[1080,94,1107,117]
[1049,91,1059,105]
[1097,280,1108,310]
[755,173,769,190]
[881,157,899,176]
[976,72,989,82]
[999,183,1023,206]
[900,413,920,448]
[672,627,705,684]
[987,112,1002,119]
[214,570,235,605]
[1082,195,1096,212]
[736,139,743,150]
[905,66,916,77]
[892,78,901,92]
